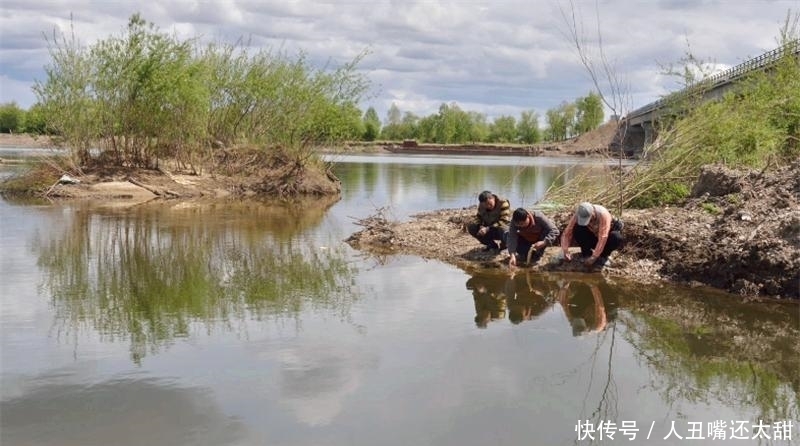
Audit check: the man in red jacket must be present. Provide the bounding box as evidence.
[506,207,560,268]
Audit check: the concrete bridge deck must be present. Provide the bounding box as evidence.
[619,40,799,153]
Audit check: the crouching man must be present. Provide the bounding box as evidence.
[561,202,624,269]
[507,207,560,268]
[467,190,512,252]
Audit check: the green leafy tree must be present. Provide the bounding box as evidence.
[90,14,208,166]
[380,103,403,140]
[34,13,370,168]
[386,103,401,126]
[545,102,576,141]
[399,111,419,140]
[488,115,517,142]
[34,22,94,162]
[467,111,489,143]
[23,103,49,134]
[203,44,368,151]
[419,102,476,144]
[36,14,208,166]
[516,110,541,143]
[0,102,24,133]
[362,106,381,141]
[575,91,604,134]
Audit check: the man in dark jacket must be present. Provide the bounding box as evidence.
[506,207,560,267]
[467,190,511,251]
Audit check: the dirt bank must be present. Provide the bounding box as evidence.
[0,133,57,149]
[346,162,800,300]
[0,145,340,201]
[341,120,621,157]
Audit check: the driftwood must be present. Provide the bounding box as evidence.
[127,177,181,198]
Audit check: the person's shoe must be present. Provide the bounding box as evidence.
[594,256,611,269]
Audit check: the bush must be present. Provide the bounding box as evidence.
[33,14,370,169]
[0,102,24,133]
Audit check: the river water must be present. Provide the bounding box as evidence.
[1,152,797,445]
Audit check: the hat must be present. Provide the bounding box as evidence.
[576,202,593,226]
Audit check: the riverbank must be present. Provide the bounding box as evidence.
[341,120,621,158]
[0,136,340,200]
[346,162,800,300]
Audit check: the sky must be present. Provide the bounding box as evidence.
[1,0,798,124]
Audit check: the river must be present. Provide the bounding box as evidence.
[1,152,797,445]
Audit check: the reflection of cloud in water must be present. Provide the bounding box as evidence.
[0,376,248,446]
[278,344,378,427]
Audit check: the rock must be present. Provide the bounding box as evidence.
[58,174,81,185]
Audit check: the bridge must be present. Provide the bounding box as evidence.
[618,40,800,154]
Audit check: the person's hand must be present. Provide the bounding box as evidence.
[563,251,572,261]
[533,241,545,250]
[509,254,517,268]
[478,226,488,236]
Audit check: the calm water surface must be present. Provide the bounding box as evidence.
[1,153,797,446]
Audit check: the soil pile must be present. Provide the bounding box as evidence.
[553,120,619,155]
[623,162,800,298]
[346,162,800,299]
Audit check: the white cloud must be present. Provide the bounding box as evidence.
[0,0,797,121]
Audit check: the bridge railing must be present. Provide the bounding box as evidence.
[626,39,799,120]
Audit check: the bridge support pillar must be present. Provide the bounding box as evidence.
[643,122,656,147]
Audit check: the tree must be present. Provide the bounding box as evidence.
[35,14,207,166]
[399,111,419,140]
[362,106,381,141]
[545,102,576,141]
[35,13,370,167]
[23,103,49,134]
[0,102,24,133]
[575,92,604,134]
[385,103,401,127]
[488,115,517,142]
[380,103,404,140]
[467,111,489,143]
[516,110,541,143]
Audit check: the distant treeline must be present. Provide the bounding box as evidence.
[361,92,603,145]
[0,91,604,146]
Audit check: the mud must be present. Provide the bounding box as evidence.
[346,162,800,300]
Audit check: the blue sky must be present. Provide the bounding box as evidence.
[1,0,797,123]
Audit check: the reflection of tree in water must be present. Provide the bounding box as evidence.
[36,198,357,363]
[336,161,571,204]
[616,283,800,424]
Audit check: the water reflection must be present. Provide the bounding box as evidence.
[504,273,555,325]
[615,282,800,424]
[333,161,573,216]
[1,376,248,446]
[465,272,619,332]
[466,275,508,328]
[557,280,618,336]
[3,154,799,445]
[33,198,358,363]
